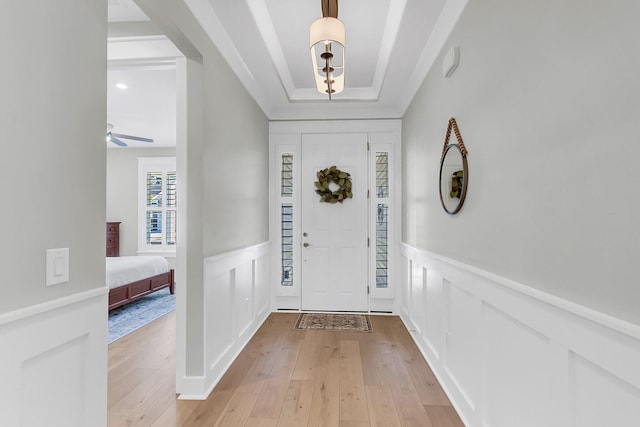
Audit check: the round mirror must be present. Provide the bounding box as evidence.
[439,143,468,214]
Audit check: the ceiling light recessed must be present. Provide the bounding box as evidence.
[115,83,128,89]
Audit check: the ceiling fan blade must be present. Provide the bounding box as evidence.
[112,133,154,143]
[110,136,128,147]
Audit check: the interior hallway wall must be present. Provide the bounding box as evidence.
[1,0,107,313]
[403,0,640,325]
[136,0,269,386]
[0,0,108,425]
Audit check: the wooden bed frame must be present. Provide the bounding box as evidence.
[107,222,175,311]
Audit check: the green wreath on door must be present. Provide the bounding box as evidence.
[314,166,353,204]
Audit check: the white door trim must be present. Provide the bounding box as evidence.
[269,120,402,313]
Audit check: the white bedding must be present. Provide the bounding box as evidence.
[106,256,170,289]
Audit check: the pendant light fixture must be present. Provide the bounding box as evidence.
[310,0,345,100]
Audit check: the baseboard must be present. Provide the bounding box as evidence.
[178,307,271,400]
[176,375,207,400]
[400,243,640,427]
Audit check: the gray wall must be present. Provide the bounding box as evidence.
[201,70,270,257]
[1,0,106,313]
[106,147,176,258]
[402,0,640,324]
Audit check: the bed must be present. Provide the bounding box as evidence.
[106,222,175,310]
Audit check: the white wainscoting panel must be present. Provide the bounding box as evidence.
[179,242,270,399]
[481,303,551,427]
[424,267,444,359]
[409,265,426,335]
[444,281,479,412]
[400,243,640,427]
[0,288,108,427]
[571,353,640,427]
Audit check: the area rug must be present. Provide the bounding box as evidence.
[108,288,176,344]
[295,313,372,332]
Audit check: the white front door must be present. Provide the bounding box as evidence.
[301,133,369,311]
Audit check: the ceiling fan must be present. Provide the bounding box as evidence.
[106,123,154,147]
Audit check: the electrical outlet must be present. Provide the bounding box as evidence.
[46,248,69,286]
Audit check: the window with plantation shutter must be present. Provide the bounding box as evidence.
[138,157,177,255]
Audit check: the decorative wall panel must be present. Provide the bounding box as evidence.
[179,242,270,399]
[400,243,640,427]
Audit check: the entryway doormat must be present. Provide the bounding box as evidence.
[295,313,372,332]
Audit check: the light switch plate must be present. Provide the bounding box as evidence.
[46,248,69,286]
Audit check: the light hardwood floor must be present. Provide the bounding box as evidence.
[108,311,464,426]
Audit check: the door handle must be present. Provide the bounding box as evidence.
[303,243,310,247]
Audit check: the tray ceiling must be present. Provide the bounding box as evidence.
[108,0,468,122]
